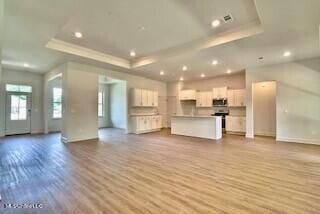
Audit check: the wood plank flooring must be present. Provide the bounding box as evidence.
[0,128,320,213]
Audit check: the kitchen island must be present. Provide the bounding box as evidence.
[171,115,222,140]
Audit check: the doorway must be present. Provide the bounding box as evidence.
[252,81,276,137]
[98,75,128,134]
[5,85,32,135]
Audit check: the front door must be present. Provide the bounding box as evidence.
[5,92,31,135]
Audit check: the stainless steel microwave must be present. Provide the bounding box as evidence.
[213,99,227,106]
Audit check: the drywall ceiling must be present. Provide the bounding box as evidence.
[1,0,320,82]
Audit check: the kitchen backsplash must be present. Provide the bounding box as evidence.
[179,101,246,116]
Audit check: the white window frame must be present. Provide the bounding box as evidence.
[53,88,62,119]
[98,92,104,117]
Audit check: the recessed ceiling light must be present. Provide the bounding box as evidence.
[211,19,221,28]
[139,26,146,31]
[182,66,188,71]
[74,32,83,38]
[227,69,232,74]
[23,63,29,67]
[130,51,136,57]
[201,73,205,78]
[212,60,218,65]
[283,51,291,57]
[160,70,164,75]
[180,77,184,81]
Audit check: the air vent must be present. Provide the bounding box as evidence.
[223,14,233,23]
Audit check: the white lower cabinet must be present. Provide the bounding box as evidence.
[131,116,162,134]
[226,116,246,133]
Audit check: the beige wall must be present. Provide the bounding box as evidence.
[0,66,4,136]
[246,59,320,144]
[253,81,276,137]
[0,0,4,136]
[62,66,99,142]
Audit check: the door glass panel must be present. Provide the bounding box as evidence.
[10,95,27,120]
[53,103,62,118]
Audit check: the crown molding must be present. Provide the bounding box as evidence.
[46,39,131,69]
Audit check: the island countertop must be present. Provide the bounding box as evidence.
[172,115,221,118]
[171,115,222,140]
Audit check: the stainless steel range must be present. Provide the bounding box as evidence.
[211,109,229,132]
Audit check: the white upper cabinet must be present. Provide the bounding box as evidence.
[196,91,213,107]
[212,87,228,99]
[179,90,196,100]
[131,88,159,107]
[227,89,246,107]
[141,89,149,106]
[131,88,142,106]
[147,90,153,106]
[153,91,158,107]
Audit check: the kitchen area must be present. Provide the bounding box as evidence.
[128,72,246,140]
[169,72,246,140]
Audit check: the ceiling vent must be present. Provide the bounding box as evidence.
[223,14,233,23]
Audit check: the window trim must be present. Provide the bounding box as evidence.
[52,88,62,119]
[98,91,104,117]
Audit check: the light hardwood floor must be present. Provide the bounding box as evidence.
[0,128,320,213]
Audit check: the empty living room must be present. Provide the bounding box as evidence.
[0,0,320,213]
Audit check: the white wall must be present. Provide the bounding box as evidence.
[246,59,320,144]
[109,82,127,129]
[61,66,99,142]
[0,69,44,135]
[0,66,4,137]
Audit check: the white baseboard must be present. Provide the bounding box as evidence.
[135,128,161,134]
[61,134,99,143]
[276,137,320,145]
[246,133,254,138]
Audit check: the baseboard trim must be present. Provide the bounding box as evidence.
[276,137,320,145]
[226,131,245,136]
[61,136,68,143]
[64,135,99,143]
[246,134,254,138]
[134,128,162,134]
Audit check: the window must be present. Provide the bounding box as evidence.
[53,88,62,118]
[10,95,27,120]
[6,84,32,93]
[98,92,104,117]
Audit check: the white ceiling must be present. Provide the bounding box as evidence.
[1,0,320,82]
